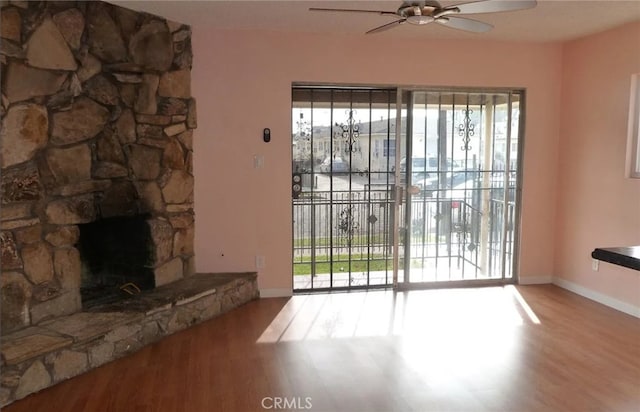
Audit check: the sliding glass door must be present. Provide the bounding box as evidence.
[292,87,524,292]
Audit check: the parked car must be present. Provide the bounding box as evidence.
[436,178,478,233]
[450,170,478,188]
[444,179,477,204]
[413,173,439,197]
[320,157,350,173]
[399,156,456,173]
[400,157,437,179]
[413,170,479,197]
[442,173,517,231]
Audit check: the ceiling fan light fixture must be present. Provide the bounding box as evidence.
[309,0,537,34]
[407,15,434,25]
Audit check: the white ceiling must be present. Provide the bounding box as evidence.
[112,0,640,43]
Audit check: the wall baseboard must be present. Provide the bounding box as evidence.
[259,288,293,298]
[553,277,640,318]
[259,279,640,317]
[518,275,553,285]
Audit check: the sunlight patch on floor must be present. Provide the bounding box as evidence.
[257,286,541,344]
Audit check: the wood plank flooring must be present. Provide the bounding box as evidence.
[4,285,640,412]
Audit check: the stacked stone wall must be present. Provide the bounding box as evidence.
[1,1,197,334]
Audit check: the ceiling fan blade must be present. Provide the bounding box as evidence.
[366,19,406,34]
[453,0,537,14]
[436,16,493,33]
[309,7,398,16]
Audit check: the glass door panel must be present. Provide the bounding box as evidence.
[292,87,398,291]
[401,90,523,286]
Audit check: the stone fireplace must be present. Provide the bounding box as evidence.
[1,1,197,333]
[0,2,258,407]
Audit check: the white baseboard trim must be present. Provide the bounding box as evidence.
[553,277,640,318]
[259,288,293,298]
[518,275,553,285]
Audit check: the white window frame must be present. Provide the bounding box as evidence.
[627,73,640,179]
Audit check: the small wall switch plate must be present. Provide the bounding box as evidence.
[253,155,264,169]
[256,255,265,269]
[592,258,599,271]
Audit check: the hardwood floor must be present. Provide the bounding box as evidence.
[4,285,640,412]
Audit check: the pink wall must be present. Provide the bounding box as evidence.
[555,22,640,309]
[191,29,563,292]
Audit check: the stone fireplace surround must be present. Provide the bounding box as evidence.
[0,2,196,334]
[0,1,259,406]
[1,0,198,334]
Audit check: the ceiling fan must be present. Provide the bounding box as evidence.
[309,0,537,34]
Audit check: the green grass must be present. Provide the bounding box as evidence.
[293,235,389,248]
[293,232,445,248]
[293,254,393,276]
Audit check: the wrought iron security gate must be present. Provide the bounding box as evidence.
[402,89,523,286]
[292,88,398,291]
[292,87,524,292]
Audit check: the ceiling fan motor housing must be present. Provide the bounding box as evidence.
[398,1,459,25]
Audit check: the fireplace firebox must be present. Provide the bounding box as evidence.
[77,214,155,308]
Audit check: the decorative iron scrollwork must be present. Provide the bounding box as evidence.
[295,112,311,141]
[337,206,359,247]
[458,109,475,151]
[335,109,360,153]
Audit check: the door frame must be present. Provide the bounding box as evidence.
[291,84,526,293]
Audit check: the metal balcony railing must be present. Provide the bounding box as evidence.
[293,189,515,288]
